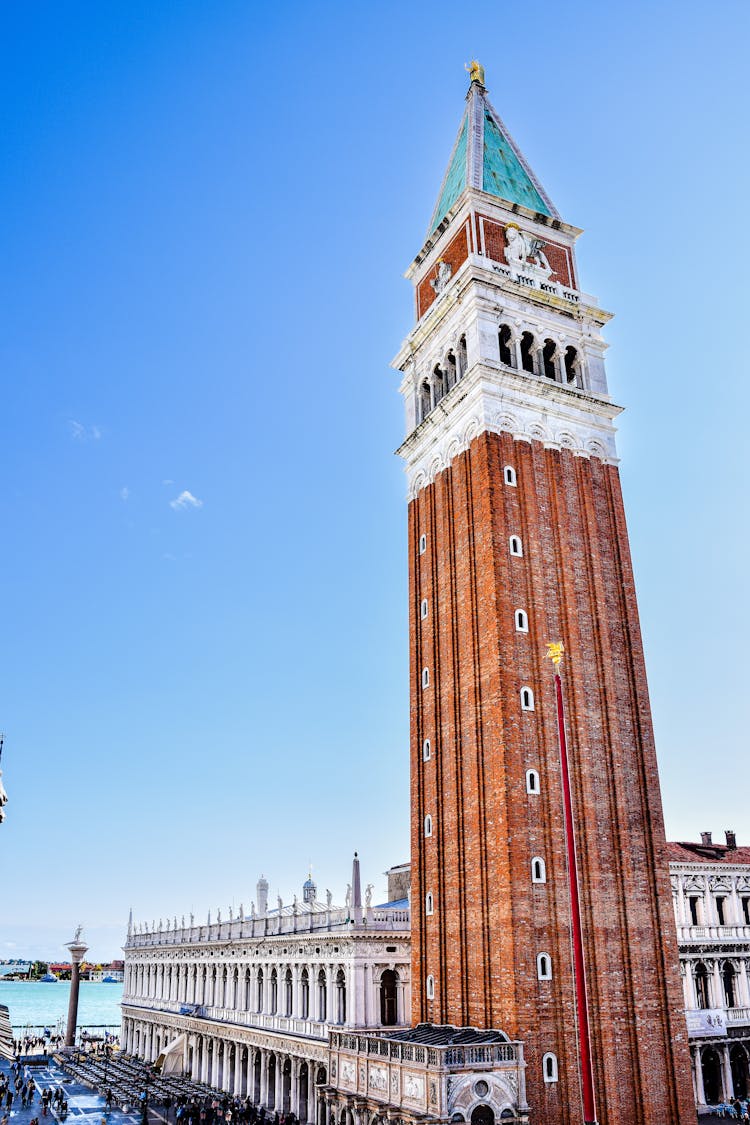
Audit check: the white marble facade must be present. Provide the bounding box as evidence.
[670,833,750,1111]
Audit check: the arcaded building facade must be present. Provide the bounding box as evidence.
[670,832,750,1110]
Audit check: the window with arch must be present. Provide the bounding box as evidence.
[423,739,431,761]
[520,686,535,711]
[695,962,711,1009]
[425,892,434,916]
[418,381,432,423]
[458,335,467,378]
[284,968,293,1017]
[335,968,347,1024]
[446,351,457,391]
[317,969,327,1021]
[532,857,547,884]
[380,969,398,1027]
[433,364,446,405]
[270,968,278,1014]
[542,338,558,381]
[300,967,310,1019]
[515,609,528,632]
[256,968,264,1013]
[542,1053,558,1083]
[424,814,433,838]
[564,345,579,386]
[520,331,535,374]
[426,974,435,1000]
[422,668,430,689]
[420,599,428,620]
[723,962,737,1008]
[526,768,540,794]
[537,953,552,980]
[419,533,427,555]
[504,465,517,486]
[498,324,513,367]
[509,535,523,557]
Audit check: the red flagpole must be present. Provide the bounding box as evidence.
[552,654,598,1125]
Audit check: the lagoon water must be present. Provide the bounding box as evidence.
[0,980,123,1032]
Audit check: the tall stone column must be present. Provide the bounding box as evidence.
[64,928,89,1047]
[693,1046,706,1108]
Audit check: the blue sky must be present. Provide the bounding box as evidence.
[1,1,748,960]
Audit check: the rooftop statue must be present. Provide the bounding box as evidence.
[465,60,485,86]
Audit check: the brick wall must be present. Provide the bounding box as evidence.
[408,432,695,1125]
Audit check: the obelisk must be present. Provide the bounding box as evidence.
[64,926,88,1047]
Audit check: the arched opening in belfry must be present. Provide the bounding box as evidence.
[446,351,457,390]
[380,969,398,1026]
[418,380,432,423]
[542,338,558,380]
[336,968,347,1024]
[470,1106,495,1125]
[731,1045,749,1098]
[433,365,446,405]
[695,962,711,1009]
[564,345,579,385]
[520,332,535,374]
[498,324,513,367]
[458,335,467,377]
[702,1047,723,1104]
[723,962,737,1007]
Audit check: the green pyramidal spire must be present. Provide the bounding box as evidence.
[428,65,558,234]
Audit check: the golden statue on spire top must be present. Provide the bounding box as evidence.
[545,641,565,667]
[465,60,485,86]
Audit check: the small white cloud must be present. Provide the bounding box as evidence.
[68,420,102,442]
[170,490,203,512]
[120,487,130,502]
[162,479,174,486]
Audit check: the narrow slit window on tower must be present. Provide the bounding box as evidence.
[424,814,433,838]
[498,324,513,367]
[526,769,540,794]
[537,953,552,980]
[520,687,535,711]
[542,1053,558,1083]
[531,857,546,884]
[420,599,428,620]
[425,892,434,916]
[422,668,430,689]
[419,534,427,555]
[515,609,528,632]
[509,535,523,557]
[426,975,435,1000]
[504,465,517,486]
[423,739,431,762]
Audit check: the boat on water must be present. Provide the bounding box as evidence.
[40,973,58,982]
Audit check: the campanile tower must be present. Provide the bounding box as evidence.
[393,66,695,1125]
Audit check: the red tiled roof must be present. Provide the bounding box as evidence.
[667,841,750,865]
